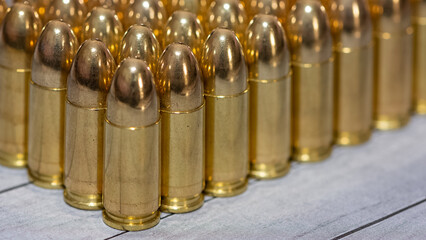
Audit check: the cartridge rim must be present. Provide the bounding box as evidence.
[0,152,27,168]
[63,189,103,210]
[335,129,372,146]
[160,194,204,213]
[102,210,160,231]
[250,161,291,180]
[28,169,63,189]
[374,114,411,131]
[292,145,333,163]
[204,178,248,197]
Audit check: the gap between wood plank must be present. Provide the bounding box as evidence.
[0,182,32,195]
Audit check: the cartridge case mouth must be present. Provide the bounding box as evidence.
[160,193,204,213]
[291,145,333,163]
[63,189,103,210]
[250,161,291,180]
[204,178,248,197]
[334,129,372,146]
[374,114,411,130]
[204,88,250,99]
[102,210,160,231]
[0,152,27,168]
[28,169,63,189]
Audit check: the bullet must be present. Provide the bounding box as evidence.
[323,0,373,145]
[0,1,6,23]
[83,6,124,61]
[28,20,78,189]
[201,29,249,197]
[14,0,50,24]
[244,0,287,24]
[163,0,212,22]
[0,3,42,168]
[64,40,116,210]
[285,0,334,162]
[163,11,205,60]
[83,0,134,22]
[123,0,167,40]
[205,0,248,42]
[157,43,205,213]
[369,0,413,130]
[245,15,291,179]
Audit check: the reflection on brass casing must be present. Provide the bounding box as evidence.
[369,0,413,130]
[244,0,287,24]
[28,20,78,189]
[323,0,374,145]
[15,0,50,24]
[103,58,160,231]
[0,0,6,23]
[123,0,167,40]
[64,40,116,210]
[285,0,334,162]
[163,11,205,60]
[0,3,42,168]
[44,0,87,42]
[157,43,204,213]
[201,29,249,197]
[83,7,123,60]
[245,15,291,179]
[205,0,248,42]
[164,0,212,22]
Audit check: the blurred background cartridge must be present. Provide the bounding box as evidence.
[0,3,41,168]
[369,0,413,130]
[243,0,287,24]
[245,14,291,179]
[285,0,334,162]
[103,58,160,231]
[85,0,134,22]
[201,29,249,197]
[0,0,6,23]
[28,20,78,189]
[163,0,212,22]
[323,0,374,145]
[157,43,205,213]
[64,40,116,210]
[14,0,50,25]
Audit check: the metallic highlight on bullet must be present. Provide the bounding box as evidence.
[245,14,291,179]
[0,0,6,23]
[201,28,249,197]
[83,6,124,60]
[118,24,160,73]
[103,58,160,231]
[64,40,116,210]
[369,0,413,130]
[0,3,42,168]
[28,20,78,189]
[123,0,167,40]
[157,43,205,213]
[205,0,248,42]
[15,0,50,24]
[244,0,287,24]
[285,0,334,162]
[323,0,373,145]
[163,11,205,59]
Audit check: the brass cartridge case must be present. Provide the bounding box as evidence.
[0,3,42,168]
[244,0,287,24]
[369,0,413,130]
[285,0,334,162]
[103,58,160,231]
[0,1,6,23]
[201,29,249,197]
[245,15,291,179]
[83,7,123,60]
[64,40,116,210]
[28,20,78,189]
[323,0,374,145]
[157,43,205,213]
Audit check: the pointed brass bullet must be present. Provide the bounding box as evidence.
[163,0,212,22]
[28,20,78,189]
[14,0,50,24]
[201,28,249,197]
[157,43,205,213]
[285,0,334,162]
[163,11,205,60]
[83,0,134,21]
[83,6,124,60]
[244,0,287,24]
[118,24,160,73]
[245,14,291,179]
[103,58,160,231]
[0,0,6,23]
[0,3,42,168]
[64,40,116,210]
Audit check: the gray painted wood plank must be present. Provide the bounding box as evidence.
[0,167,28,192]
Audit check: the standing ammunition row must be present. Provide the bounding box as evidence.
[0,0,422,231]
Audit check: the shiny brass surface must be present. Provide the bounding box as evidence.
[15,0,50,24]
[201,29,249,197]
[0,3,42,168]
[157,43,204,213]
[244,0,287,24]
[285,0,334,162]
[245,15,291,179]
[164,0,212,22]
[64,40,116,210]
[123,0,167,40]
[87,0,135,21]
[205,0,248,41]
[44,0,87,42]
[0,0,6,23]
[28,20,78,189]
[323,0,374,145]
[83,7,123,60]
[163,11,205,60]
[103,58,160,231]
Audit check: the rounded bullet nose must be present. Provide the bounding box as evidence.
[164,0,201,15]
[285,0,332,63]
[201,28,248,96]
[67,39,116,108]
[244,0,287,24]
[32,20,79,88]
[124,0,167,38]
[0,0,7,23]
[245,14,290,80]
[107,58,159,127]
[164,10,205,57]
[118,24,160,72]
[369,0,411,32]
[157,43,204,112]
